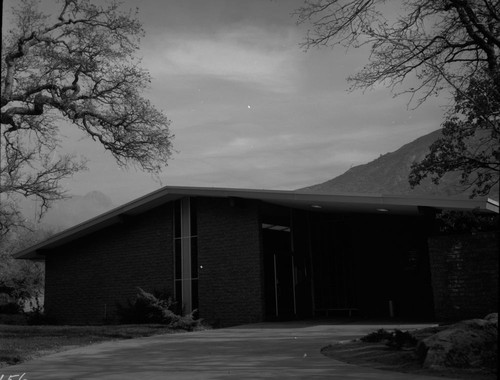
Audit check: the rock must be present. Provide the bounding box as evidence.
[417,317,498,370]
[484,312,498,324]
[410,325,448,341]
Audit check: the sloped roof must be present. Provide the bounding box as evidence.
[15,185,499,260]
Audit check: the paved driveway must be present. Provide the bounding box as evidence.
[3,321,457,379]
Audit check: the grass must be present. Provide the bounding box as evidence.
[0,323,177,368]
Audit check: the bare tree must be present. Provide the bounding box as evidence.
[295,0,499,196]
[1,0,173,233]
[295,0,499,103]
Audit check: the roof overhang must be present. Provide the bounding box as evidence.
[15,186,499,260]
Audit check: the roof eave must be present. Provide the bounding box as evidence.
[14,186,499,260]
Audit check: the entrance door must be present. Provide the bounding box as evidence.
[311,219,355,314]
[263,226,295,319]
[274,251,295,318]
[262,208,313,320]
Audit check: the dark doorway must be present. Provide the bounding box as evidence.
[310,217,356,316]
[263,227,295,319]
[261,206,314,320]
[308,213,435,320]
[275,249,295,317]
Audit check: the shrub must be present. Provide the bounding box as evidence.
[25,310,57,325]
[24,301,57,325]
[387,329,418,349]
[0,301,22,314]
[117,288,175,324]
[436,211,499,234]
[361,329,394,343]
[0,313,27,325]
[361,328,417,350]
[117,288,202,331]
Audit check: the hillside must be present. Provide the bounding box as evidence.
[301,129,498,200]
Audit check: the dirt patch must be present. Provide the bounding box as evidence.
[322,340,496,380]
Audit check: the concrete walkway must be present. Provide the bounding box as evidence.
[3,321,458,379]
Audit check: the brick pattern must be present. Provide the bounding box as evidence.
[428,231,498,321]
[44,204,174,324]
[197,197,264,327]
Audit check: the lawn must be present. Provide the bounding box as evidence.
[0,324,177,368]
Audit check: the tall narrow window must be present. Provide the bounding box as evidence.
[173,197,198,314]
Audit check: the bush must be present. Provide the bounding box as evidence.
[25,308,57,326]
[361,328,417,350]
[117,288,175,324]
[25,311,57,325]
[361,328,394,343]
[0,301,22,314]
[0,313,27,325]
[117,288,202,331]
[436,211,499,234]
[387,329,418,349]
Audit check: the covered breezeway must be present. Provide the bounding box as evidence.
[261,204,435,322]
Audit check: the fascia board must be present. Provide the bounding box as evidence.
[14,186,498,260]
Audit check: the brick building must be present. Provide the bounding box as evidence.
[16,186,499,326]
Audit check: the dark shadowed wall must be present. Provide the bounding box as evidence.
[44,204,173,324]
[428,231,499,321]
[197,197,264,327]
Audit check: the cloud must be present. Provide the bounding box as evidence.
[144,26,300,93]
[48,0,446,205]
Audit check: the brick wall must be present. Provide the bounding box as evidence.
[44,204,173,324]
[428,231,498,321]
[197,197,264,327]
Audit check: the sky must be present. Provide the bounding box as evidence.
[3,0,449,206]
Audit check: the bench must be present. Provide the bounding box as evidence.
[315,308,359,317]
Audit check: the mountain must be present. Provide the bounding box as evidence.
[300,129,498,200]
[22,191,115,229]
